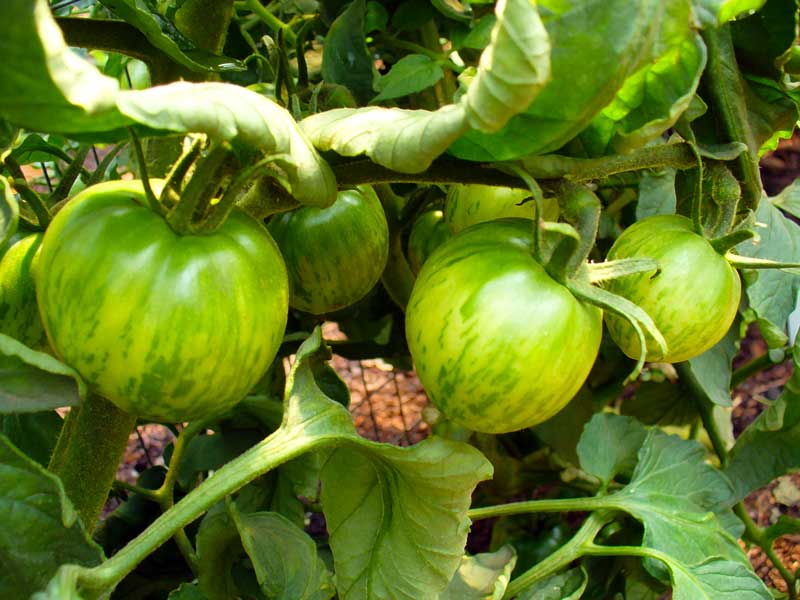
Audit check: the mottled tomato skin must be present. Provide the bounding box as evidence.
[407,210,451,274]
[0,233,46,349]
[36,180,289,422]
[406,219,602,434]
[445,184,559,234]
[605,214,741,363]
[268,188,389,315]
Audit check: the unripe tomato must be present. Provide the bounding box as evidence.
[268,188,389,315]
[0,232,46,349]
[406,219,602,433]
[407,210,451,274]
[36,180,289,422]
[445,184,559,234]
[604,214,741,363]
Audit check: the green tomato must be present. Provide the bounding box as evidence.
[445,184,559,234]
[268,188,389,315]
[407,209,451,274]
[36,180,289,422]
[604,214,741,363]
[0,232,46,349]
[406,219,602,434]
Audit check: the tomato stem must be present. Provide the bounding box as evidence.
[161,136,205,210]
[49,144,90,206]
[48,395,137,533]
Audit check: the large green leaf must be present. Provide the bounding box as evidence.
[0,333,85,413]
[735,197,800,338]
[440,546,516,600]
[0,411,64,466]
[604,430,746,576]
[0,0,127,133]
[684,328,738,408]
[731,0,798,80]
[235,511,335,600]
[516,567,587,600]
[449,0,671,160]
[725,335,800,501]
[580,3,707,155]
[97,0,244,73]
[0,435,103,599]
[665,556,771,599]
[322,0,377,105]
[460,0,551,133]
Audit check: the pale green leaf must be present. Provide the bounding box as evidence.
[637,168,677,220]
[460,0,550,132]
[372,55,444,103]
[440,546,516,600]
[0,177,19,250]
[117,83,337,206]
[771,178,800,220]
[669,556,771,600]
[321,436,492,600]
[300,104,469,173]
[685,327,738,407]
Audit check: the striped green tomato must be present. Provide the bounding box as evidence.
[0,232,46,349]
[36,180,289,423]
[604,214,741,363]
[406,219,602,434]
[445,184,559,234]
[407,209,451,274]
[268,188,389,315]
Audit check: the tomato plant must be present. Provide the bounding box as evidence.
[36,180,289,422]
[0,0,799,599]
[268,188,389,315]
[407,219,602,433]
[604,215,741,363]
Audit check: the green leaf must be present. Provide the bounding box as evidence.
[764,515,800,544]
[581,21,707,154]
[460,0,550,133]
[622,381,699,426]
[450,0,672,160]
[460,15,496,50]
[364,1,389,32]
[235,511,335,600]
[301,104,469,173]
[605,430,745,576]
[577,413,647,488]
[0,177,19,250]
[731,0,798,80]
[168,583,208,599]
[685,327,738,407]
[196,509,246,599]
[0,333,85,413]
[440,546,516,600]
[692,0,768,27]
[636,169,677,220]
[772,177,800,220]
[735,197,800,339]
[322,0,377,105]
[516,567,588,600]
[117,83,338,207]
[0,435,103,599]
[97,0,244,73]
[725,337,800,501]
[320,437,492,599]
[0,0,128,134]
[667,556,771,599]
[371,55,444,103]
[9,134,72,165]
[0,411,64,466]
